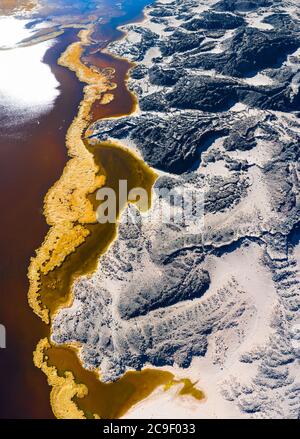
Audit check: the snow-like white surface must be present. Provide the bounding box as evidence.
[0,17,59,123]
[246,13,274,31]
[243,73,274,86]
[0,16,32,48]
[143,46,161,67]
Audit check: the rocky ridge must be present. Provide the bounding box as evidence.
[52,0,300,418]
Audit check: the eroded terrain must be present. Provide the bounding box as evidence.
[52,0,300,418]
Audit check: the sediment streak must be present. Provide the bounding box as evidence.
[27,27,116,418]
[28,28,114,324]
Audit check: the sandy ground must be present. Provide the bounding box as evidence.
[122,241,278,419]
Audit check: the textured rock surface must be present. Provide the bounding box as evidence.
[53,0,300,418]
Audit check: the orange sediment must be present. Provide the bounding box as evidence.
[28,28,114,324]
[35,339,205,419]
[28,25,205,419]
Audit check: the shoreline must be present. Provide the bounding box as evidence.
[28,1,205,418]
[28,27,114,324]
[0,25,85,418]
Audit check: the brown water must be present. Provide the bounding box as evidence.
[39,138,203,419]
[47,346,175,419]
[87,51,137,120]
[40,141,157,317]
[0,1,204,419]
[0,1,150,418]
[0,28,82,419]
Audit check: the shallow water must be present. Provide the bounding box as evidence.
[0,27,81,419]
[0,0,203,419]
[39,140,157,317]
[47,345,175,419]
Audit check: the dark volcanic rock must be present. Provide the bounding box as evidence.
[139,92,168,111]
[263,13,299,31]
[144,71,300,113]
[184,27,300,77]
[183,11,245,31]
[159,29,205,56]
[214,0,273,12]
[130,65,147,79]
[148,65,181,86]
[238,84,300,112]
[92,113,229,173]
[223,117,259,151]
[165,74,238,111]
[148,6,174,17]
